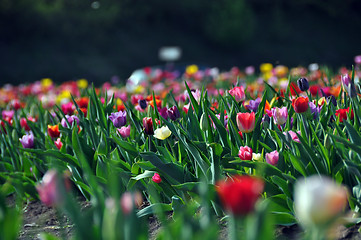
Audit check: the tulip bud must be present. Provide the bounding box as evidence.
[271,107,288,125]
[297,77,309,91]
[200,113,209,131]
[292,97,309,113]
[152,173,162,183]
[229,86,246,102]
[138,99,147,109]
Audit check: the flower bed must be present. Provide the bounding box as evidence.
[1,60,361,239]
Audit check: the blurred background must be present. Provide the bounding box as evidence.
[1,0,361,85]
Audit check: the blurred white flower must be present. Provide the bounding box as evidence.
[294,175,348,228]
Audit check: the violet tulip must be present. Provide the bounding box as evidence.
[109,110,127,128]
[245,98,261,112]
[61,115,79,128]
[19,133,34,148]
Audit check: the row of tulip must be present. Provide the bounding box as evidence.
[1,60,361,239]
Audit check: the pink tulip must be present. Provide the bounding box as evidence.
[229,86,245,102]
[118,125,131,138]
[271,107,288,125]
[238,146,253,160]
[36,170,71,207]
[266,150,279,166]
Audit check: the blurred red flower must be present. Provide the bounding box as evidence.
[216,175,264,216]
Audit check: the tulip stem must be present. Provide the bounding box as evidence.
[228,215,240,240]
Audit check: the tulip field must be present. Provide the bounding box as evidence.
[1,60,361,240]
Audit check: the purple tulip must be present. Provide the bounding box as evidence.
[19,133,34,148]
[341,74,357,98]
[109,110,127,128]
[245,98,261,112]
[158,107,168,120]
[61,115,80,128]
[297,77,309,91]
[167,106,180,121]
[138,99,147,109]
[309,102,322,119]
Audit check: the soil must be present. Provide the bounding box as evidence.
[8,198,361,240]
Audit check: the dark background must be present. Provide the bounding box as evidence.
[1,0,361,85]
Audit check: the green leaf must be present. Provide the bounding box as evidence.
[131,170,156,181]
[140,152,186,184]
[136,203,172,218]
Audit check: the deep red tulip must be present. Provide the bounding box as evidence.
[143,117,154,135]
[216,175,264,216]
[292,97,309,113]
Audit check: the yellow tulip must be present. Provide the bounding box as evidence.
[260,63,273,73]
[41,78,53,88]
[77,79,88,89]
[186,64,199,75]
[154,126,171,140]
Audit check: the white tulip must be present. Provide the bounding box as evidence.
[294,175,348,228]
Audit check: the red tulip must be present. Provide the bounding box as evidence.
[48,124,60,138]
[216,175,264,216]
[236,112,255,133]
[335,107,354,123]
[238,146,253,160]
[292,97,309,113]
[20,117,36,131]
